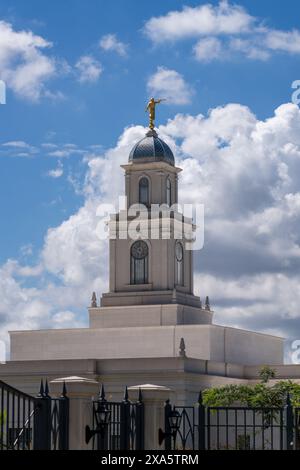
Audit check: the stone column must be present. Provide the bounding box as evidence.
[50,376,99,450]
[128,384,171,450]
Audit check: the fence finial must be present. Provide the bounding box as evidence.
[99,384,106,401]
[138,388,143,403]
[123,386,129,402]
[198,391,203,405]
[38,379,44,397]
[45,379,50,397]
[62,381,67,398]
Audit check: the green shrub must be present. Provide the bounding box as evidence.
[202,367,300,408]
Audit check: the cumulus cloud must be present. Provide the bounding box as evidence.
[0,125,144,350]
[47,161,63,178]
[147,67,193,105]
[265,29,300,53]
[99,34,128,57]
[75,55,103,83]
[3,102,300,361]
[0,20,58,101]
[229,37,271,61]
[158,103,300,350]
[144,1,252,42]
[144,1,300,62]
[193,37,223,62]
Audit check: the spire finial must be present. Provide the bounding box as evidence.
[145,97,166,130]
[91,292,97,308]
[179,337,186,357]
[205,296,211,311]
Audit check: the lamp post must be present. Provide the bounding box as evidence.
[85,386,111,447]
[95,401,111,438]
[168,407,182,448]
[158,406,182,448]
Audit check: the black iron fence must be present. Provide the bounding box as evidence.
[161,393,300,451]
[86,385,144,450]
[0,379,69,450]
[206,406,285,450]
[0,380,36,450]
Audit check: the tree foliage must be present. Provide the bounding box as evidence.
[202,367,300,408]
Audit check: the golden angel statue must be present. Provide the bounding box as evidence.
[145,97,166,130]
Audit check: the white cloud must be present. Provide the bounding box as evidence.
[147,67,193,105]
[2,141,30,148]
[0,140,38,158]
[229,38,271,61]
[144,1,252,42]
[3,102,300,360]
[99,34,128,57]
[41,143,57,149]
[75,55,102,83]
[0,141,89,160]
[52,311,78,327]
[265,29,300,53]
[144,1,300,62]
[0,20,58,101]
[193,37,223,62]
[48,161,63,178]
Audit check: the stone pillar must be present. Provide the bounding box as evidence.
[128,384,171,450]
[50,376,99,450]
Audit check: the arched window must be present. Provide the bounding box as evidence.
[175,241,184,286]
[131,240,149,284]
[139,177,149,206]
[166,177,171,206]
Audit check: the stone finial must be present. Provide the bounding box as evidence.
[91,292,97,308]
[205,296,210,311]
[179,337,186,358]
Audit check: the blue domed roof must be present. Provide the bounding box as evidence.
[129,129,175,166]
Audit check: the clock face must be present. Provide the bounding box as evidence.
[131,240,148,259]
[175,242,183,261]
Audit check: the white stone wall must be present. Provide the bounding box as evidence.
[10,323,283,365]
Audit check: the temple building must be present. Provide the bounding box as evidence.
[1,104,300,404]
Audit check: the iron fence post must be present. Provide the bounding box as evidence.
[164,399,172,450]
[198,391,206,450]
[286,393,294,450]
[58,382,69,450]
[33,380,52,450]
[135,389,144,450]
[120,387,131,450]
[96,385,109,450]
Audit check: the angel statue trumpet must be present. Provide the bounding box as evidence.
[145,97,166,130]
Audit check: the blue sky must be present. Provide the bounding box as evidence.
[1,0,300,359]
[0,0,299,259]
